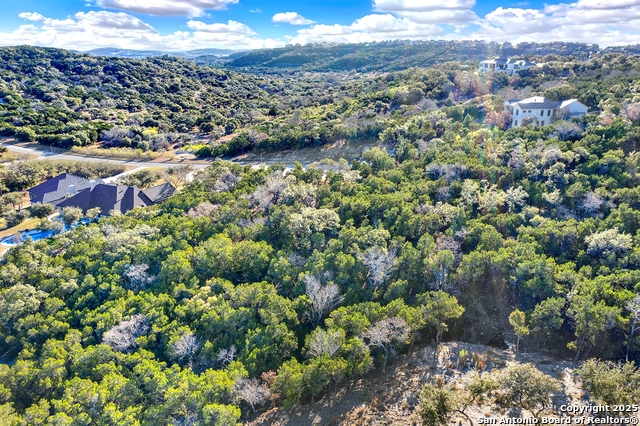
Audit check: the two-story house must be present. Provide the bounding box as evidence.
[478,57,536,75]
[504,97,589,128]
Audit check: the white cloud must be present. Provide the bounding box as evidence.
[475,2,640,46]
[272,12,315,25]
[289,13,442,44]
[93,0,239,18]
[250,9,263,13]
[391,10,478,24]
[372,0,478,24]
[0,11,283,51]
[575,0,640,9]
[187,20,255,35]
[18,12,46,22]
[373,0,476,12]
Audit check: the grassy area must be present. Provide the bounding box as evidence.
[0,218,41,239]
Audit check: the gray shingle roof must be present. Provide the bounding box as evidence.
[142,183,176,204]
[57,184,153,215]
[516,100,561,109]
[28,174,104,206]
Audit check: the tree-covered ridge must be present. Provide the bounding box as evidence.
[2,45,640,159]
[1,100,640,422]
[219,40,599,72]
[0,45,282,148]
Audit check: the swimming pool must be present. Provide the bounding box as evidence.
[0,229,57,245]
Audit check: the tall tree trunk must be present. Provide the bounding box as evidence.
[627,323,637,362]
[382,346,388,374]
[573,336,584,364]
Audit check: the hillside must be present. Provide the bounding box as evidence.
[215,40,598,72]
[0,45,282,149]
[248,342,590,426]
[2,42,640,424]
[86,47,241,60]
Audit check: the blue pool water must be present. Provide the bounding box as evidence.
[0,229,57,245]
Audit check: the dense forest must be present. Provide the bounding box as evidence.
[2,43,640,158]
[1,42,640,424]
[219,40,599,72]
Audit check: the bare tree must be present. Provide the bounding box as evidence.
[625,294,640,362]
[245,185,274,212]
[305,275,344,327]
[234,378,271,413]
[102,314,149,352]
[361,317,410,374]
[170,332,200,367]
[306,328,345,358]
[553,121,583,141]
[187,202,219,219]
[265,170,292,202]
[579,192,604,218]
[216,346,237,368]
[358,246,398,290]
[621,102,640,125]
[162,165,192,189]
[124,263,155,292]
[213,171,241,192]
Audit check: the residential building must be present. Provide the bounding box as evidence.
[504,96,588,128]
[28,173,103,206]
[478,57,536,75]
[56,182,176,215]
[142,182,176,204]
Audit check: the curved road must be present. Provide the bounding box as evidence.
[1,142,212,169]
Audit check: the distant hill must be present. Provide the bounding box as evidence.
[86,47,241,60]
[196,40,601,72]
[603,44,640,55]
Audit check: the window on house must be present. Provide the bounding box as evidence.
[528,110,532,113]
[516,110,519,115]
[540,110,544,117]
[548,110,551,116]
[514,120,518,126]
[541,120,545,125]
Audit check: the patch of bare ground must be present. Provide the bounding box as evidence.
[231,139,384,165]
[245,341,592,426]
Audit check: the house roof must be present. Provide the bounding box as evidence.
[512,97,561,110]
[28,174,104,206]
[559,99,588,110]
[57,184,153,215]
[142,183,176,204]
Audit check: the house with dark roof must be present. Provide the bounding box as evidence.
[142,182,176,204]
[504,96,588,128]
[56,182,176,216]
[28,173,103,206]
[57,184,153,216]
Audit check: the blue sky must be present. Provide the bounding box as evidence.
[1,0,639,51]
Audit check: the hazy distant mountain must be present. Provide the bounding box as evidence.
[86,47,242,60]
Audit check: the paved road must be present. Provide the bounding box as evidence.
[1,143,211,169]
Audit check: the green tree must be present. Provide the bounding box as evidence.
[418,291,465,347]
[567,291,620,363]
[577,359,640,406]
[509,309,529,355]
[496,363,562,418]
[60,206,83,226]
[29,203,55,219]
[530,298,565,352]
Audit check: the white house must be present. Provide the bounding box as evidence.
[504,96,589,128]
[478,57,536,75]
